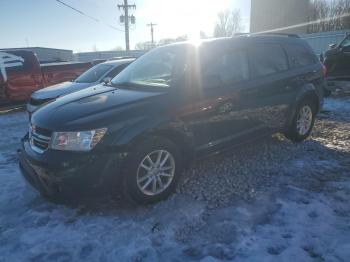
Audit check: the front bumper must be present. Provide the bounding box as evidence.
[18,135,124,198]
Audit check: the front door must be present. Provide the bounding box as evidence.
[178,43,265,156]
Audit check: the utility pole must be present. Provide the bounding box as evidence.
[147,23,157,46]
[118,0,136,51]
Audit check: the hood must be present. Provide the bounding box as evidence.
[32,81,94,100]
[31,84,166,131]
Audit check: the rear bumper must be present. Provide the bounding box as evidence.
[18,136,125,198]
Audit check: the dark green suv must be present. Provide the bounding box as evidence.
[19,34,325,204]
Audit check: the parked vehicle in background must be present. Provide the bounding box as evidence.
[27,58,135,114]
[0,50,100,104]
[19,34,325,204]
[321,33,350,95]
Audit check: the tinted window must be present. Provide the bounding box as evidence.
[250,43,288,77]
[75,64,113,83]
[0,51,34,74]
[201,49,249,88]
[106,63,129,78]
[285,43,317,68]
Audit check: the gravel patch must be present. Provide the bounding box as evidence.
[0,96,349,261]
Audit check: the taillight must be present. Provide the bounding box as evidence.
[322,64,327,77]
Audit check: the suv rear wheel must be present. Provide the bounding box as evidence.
[122,137,182,204]
[284,99,316,142]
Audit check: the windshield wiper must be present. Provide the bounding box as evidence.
[111,82,139,88]
[103,81,114,87]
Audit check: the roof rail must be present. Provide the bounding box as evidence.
[252,32,300,38]
[232,32,300,38]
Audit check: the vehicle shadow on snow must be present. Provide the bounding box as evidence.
[44,128,349,216]
[5,118,348,261]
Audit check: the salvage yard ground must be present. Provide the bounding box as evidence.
[0,96,349,262]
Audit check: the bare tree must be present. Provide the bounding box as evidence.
[111,46,124,51]
[214,9,242,37]
[135,41,153,50]
[308,0,350,32]
[135,35,189,50]
[158,35,188,46]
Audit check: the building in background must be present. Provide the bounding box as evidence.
[250,0,309,34]
[0,47,73,63]
[74,50,146,62]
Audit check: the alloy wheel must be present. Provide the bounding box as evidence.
[136,150,175,196]
[296,105,313,136]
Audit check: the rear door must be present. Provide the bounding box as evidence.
[283,42,324,98]
[244,42,294,130]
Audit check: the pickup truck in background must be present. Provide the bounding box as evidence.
[321,33,350,95]
[0,50,99,104]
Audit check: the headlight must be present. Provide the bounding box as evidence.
[50,128,107,151]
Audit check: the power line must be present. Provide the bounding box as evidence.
[54,0,125,32]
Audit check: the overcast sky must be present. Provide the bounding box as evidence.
[1,0,251,52]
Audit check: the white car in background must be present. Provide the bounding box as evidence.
[27,58,135,114]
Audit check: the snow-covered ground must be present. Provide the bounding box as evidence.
[0,97,349,262]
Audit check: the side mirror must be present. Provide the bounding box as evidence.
[329,43,338,49]
[102,77,112,84]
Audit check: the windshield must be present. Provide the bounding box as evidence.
[75,64,113,83]
[111,45,192,88]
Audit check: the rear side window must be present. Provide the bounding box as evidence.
[106,64,129,78]
[284,44,317,68]
[0,51,33,74]
[201,49,250,88]
[75,64,113,83]
[249,43,288,77]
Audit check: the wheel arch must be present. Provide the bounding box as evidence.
[285,83,321,131]
[112,117,196,168]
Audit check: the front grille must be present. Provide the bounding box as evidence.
[30,97,52,106]
[35,126,52,137]
[29,125,52,153]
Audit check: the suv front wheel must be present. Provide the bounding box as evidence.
[284,99,316,142]
[122,137,182,204]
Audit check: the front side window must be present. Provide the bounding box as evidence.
[75,64,113,83]
[201,49,249,88]
[112,45,192,88]
[250,43,288,77]
[284,43,317,68]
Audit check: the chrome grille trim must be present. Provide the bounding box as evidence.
[29,125,51,154]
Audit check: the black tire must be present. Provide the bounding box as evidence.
[284,99,317,143]
[122,137,182,205]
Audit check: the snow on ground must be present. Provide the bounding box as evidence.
[0,97,349,262]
